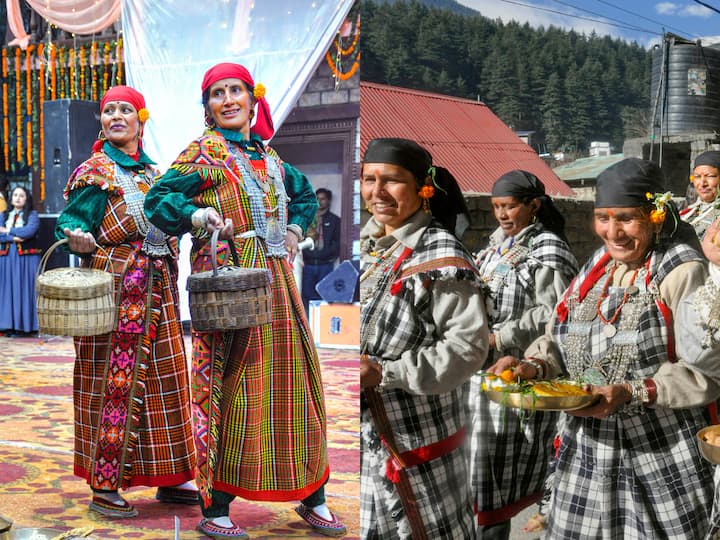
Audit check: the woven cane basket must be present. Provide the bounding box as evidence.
[35,239,116,336]
[186,230,272,332]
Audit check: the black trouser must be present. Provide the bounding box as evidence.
[202,485,326,518]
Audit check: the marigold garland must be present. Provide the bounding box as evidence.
[0,41,125,177]
[336,17,360,56]
[103,42,110,94]
[91,42,98,101]
[326,50,360,81]
[2,48,8,169]
[79,45,86,100]
[38,43,45,182]
[25,45,33,167]
[15,48,22,165]
[50,44,57,100]
[115,38,123,85]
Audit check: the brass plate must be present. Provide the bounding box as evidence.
[697,425,720,465]
[485,389,598,411]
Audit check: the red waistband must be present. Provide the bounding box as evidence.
[384,427,466,484]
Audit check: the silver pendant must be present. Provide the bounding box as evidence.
[582,367,607,385]
[603,324,617,338]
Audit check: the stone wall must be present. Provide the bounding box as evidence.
[463,194,600,264]
[296,60,360,109]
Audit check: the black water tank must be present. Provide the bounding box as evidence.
[651,37,720,136]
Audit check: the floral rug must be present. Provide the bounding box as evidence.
[0,335,359,540]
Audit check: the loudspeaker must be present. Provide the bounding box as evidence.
[37,214,69,270]
[315,260,359,304]
[43,99,99,214]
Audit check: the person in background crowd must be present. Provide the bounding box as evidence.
[55,85,196,518]
[359,137,488,539]
[145,62,346,539]
[493,158,720,539]
[469,170,578,539]
[680,150,720,239]
[302,187,341,315]
[0,186,41,336]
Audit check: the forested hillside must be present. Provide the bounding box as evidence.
[361,0,653,154]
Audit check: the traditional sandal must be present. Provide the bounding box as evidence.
[156,486,200,505]
[294,504,347,537]
[88,495,138,518]
[196,518,249,539]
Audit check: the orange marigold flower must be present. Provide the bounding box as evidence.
[649,209,666,224]
[419,185,435,199]
[137,108,150,123]
[253,83,266,99]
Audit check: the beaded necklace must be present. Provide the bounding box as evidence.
[595,263,640,338]
[360,239,402,306]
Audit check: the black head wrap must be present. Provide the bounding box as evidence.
[492,170,567,242]
[694,150,720,170]
[595,158,664,208]
[595,157,700,252]
[363,138,471,237]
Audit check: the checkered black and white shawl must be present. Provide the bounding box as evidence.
[546,243,715,539]
[469,224,578,524]
[360,222,481,539]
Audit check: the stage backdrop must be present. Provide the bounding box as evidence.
[121,0,354,319]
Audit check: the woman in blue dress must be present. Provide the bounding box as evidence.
[0,186,41,335]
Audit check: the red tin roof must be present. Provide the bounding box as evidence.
[360,82,574,196]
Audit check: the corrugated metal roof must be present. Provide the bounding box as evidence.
[553,154,626,181]
[360,82,575,196]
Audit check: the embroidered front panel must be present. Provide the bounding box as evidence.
[90,254,162,490]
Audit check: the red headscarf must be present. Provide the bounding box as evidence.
[93,85,150,154]
[201,62,275,140]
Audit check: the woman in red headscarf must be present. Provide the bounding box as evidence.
[145,64,346,538]
[55,86,197,518]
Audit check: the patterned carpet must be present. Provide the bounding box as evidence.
[0,334,359,540]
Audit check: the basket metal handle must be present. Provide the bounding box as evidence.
[209,229,241,276]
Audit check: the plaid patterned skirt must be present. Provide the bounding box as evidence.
[360,408,475,539]
[194,255,329,501]
[468,375,559,524]
[73,244,195,488]
[546,408,714,539]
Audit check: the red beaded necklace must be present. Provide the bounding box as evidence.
[596,264,639,327]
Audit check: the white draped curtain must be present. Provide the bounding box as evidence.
[5,0,121,48]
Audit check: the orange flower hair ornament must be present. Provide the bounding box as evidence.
[253,83,266,99]
[419,166,448,213]
[645,191,672,225]
[137,108,150,123]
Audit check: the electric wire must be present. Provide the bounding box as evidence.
[592,0,699,38]
[691,0,720,16]
[495,0,661,35]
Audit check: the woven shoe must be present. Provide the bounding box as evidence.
[156,486,200,505]
[294,504,347,537]
[88,495,138,518]
[196,518,249,539]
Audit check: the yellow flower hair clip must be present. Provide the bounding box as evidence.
[137,108,150,123]
[253,83,266,99]
[646,191,672,225]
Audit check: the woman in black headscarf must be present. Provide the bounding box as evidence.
[468,170,578,539]
[681,150,720,239]
[359,138,488,539]
[493,158,719,538]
